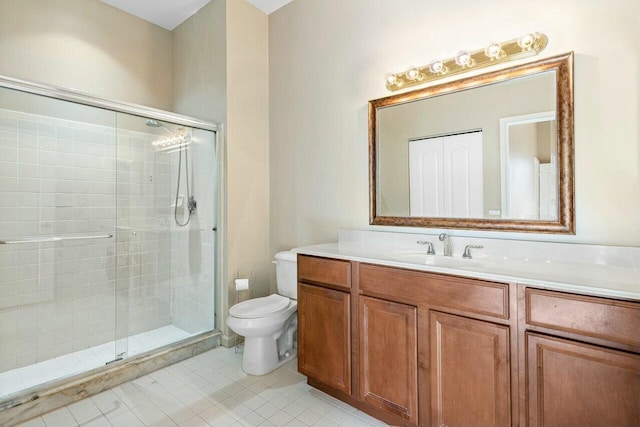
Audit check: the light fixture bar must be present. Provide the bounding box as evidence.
[385,32,548,91]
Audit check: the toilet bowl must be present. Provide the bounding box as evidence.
[226,251,298,375]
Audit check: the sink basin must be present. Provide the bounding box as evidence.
[389,251,482,269]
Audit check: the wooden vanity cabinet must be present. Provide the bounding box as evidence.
[297,256,352,397]
[524,288,640,426]
[358,263,514,427]
[297,255,640,427]
[359,296,418,425]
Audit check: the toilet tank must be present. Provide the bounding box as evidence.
[274,251,297,299]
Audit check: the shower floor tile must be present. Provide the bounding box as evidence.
[0,325,191,399]
[17,347,389,427]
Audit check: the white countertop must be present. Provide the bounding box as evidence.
[294,242,640,301]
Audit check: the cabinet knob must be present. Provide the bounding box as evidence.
[439,425,448,427]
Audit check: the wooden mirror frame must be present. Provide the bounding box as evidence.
[369,52,574,233]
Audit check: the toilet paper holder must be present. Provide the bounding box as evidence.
[234,269,254,303]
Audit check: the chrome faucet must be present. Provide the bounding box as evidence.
[463,245,484,259]
[439,233,452,256]
[417,240,435,255]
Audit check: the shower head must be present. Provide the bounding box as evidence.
[145,118,176,138]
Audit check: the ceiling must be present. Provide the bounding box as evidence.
[246,0,293,14]
[99,0,293,31]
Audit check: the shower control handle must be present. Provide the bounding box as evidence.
[188,196,197,213]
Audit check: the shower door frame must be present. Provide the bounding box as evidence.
[0,74,224,407]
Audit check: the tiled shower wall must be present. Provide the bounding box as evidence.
[114,124,173,344]
[169,130,216,334]
[0,109,173,373]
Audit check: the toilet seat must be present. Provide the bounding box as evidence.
[229,294,291,319]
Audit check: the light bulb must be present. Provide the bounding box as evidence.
[454,50,471,67]
[428,60,444,74]
[386,73,398,85]
[405,67,420,81]
[484,42,501,59]
[517,33,535,50]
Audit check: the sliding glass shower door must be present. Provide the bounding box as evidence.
[113,112,217,360]
[0,83,217,399]
[0,87,120,396]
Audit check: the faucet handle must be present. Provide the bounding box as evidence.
[417,240,436,255]
[463,245,483,259]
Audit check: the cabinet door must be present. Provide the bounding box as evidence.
[359,296,418,425]
[527,333,640,426]
[298,283,351,395]
[430,311,510,427]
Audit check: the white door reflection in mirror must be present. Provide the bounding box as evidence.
[500,112,557,220]
[410,131,483,218]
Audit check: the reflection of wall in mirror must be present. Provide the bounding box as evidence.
[377,71,555,218]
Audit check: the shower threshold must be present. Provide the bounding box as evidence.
[0,325,190,399]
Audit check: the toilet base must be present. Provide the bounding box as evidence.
[242,336,298,376]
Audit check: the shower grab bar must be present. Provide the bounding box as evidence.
[0,234,113,245]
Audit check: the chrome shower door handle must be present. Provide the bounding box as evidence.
[0,234,113,245]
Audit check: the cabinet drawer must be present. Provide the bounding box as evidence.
[526,288,640,347]
[298,255,351,290]
[359,264,509,320]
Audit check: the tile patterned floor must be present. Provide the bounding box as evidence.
[1,326,191,399]
[16,346,389,427]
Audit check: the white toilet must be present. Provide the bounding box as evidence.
[226,251,298,375]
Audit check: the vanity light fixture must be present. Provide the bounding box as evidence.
[385,73,398,85]
[385,32,548,91]
[405,66,422,81]
[517,33,536,50]
[484,42,502,59]
[428,59,445,74]
[454,50,472,67]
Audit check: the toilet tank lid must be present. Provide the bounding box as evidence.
[274,251,297,262]
[229,294,290,319]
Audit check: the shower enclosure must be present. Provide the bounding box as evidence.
[0,77,219,400]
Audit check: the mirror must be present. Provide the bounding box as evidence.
[369,52,574,233]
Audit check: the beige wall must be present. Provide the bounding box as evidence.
[173,0,227,123]
[225,0,270,339]
[269,0,640,248]
[0,0,173,110]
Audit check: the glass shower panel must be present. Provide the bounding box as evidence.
[0,87,118,397]
[114,113,216,359]
[170,127,217,334]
